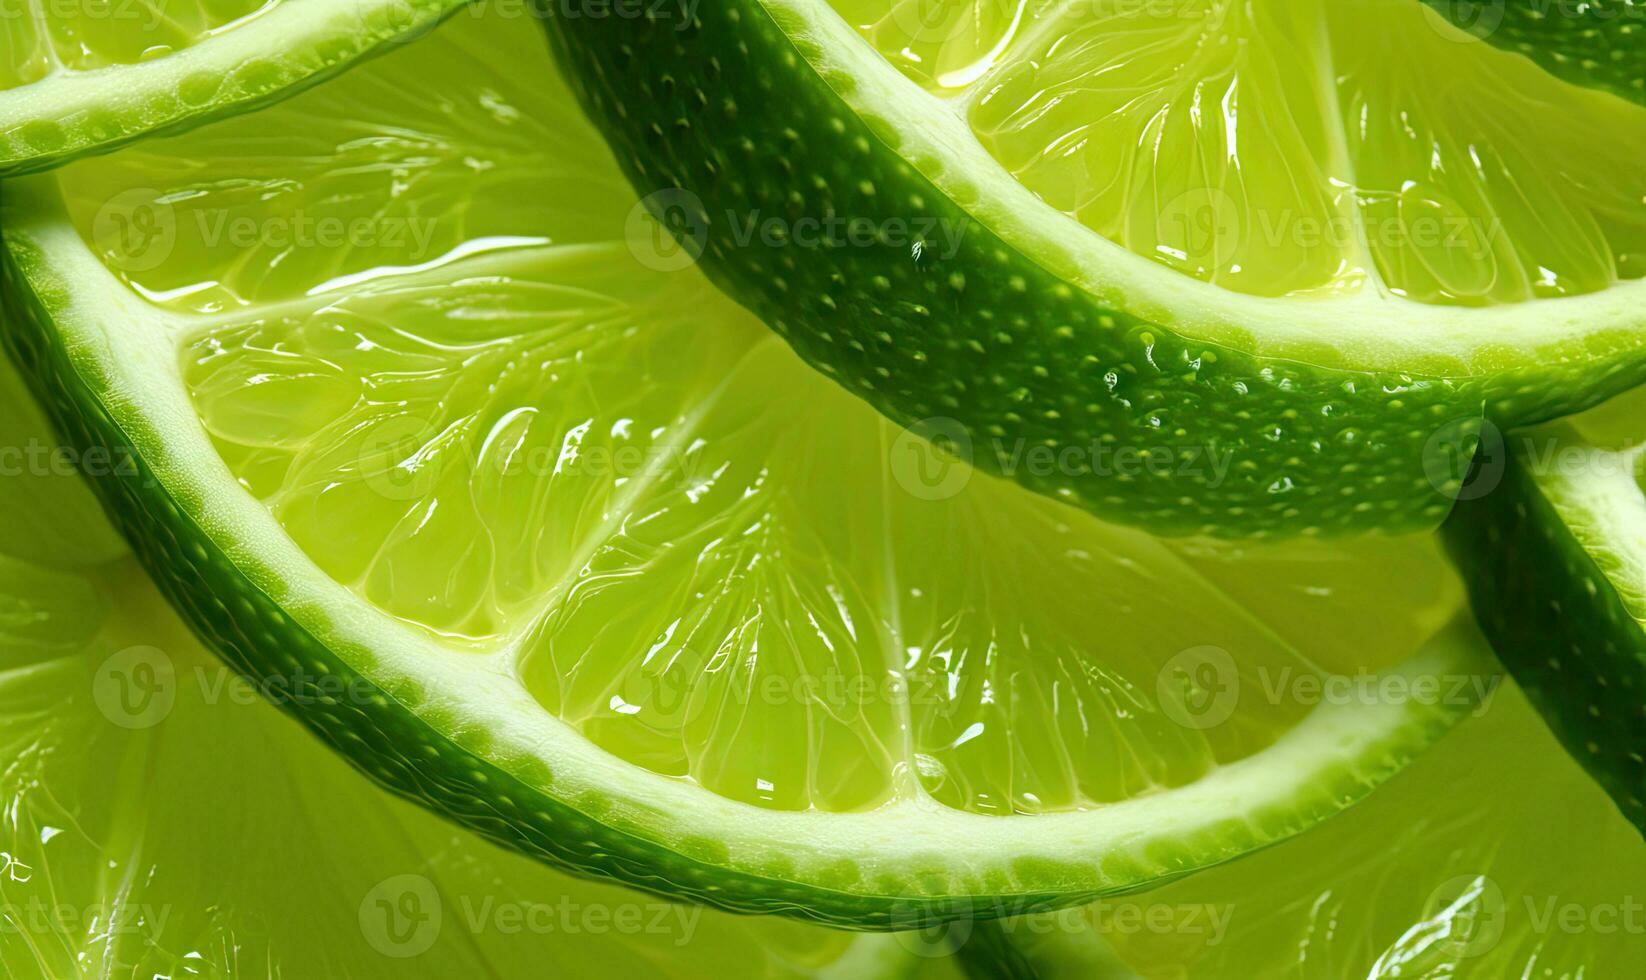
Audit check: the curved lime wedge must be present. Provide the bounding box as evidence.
[1444,387,1646,834]
[541,0,1646,537]
[0,0,469,175]
[1422,0,1646,107]
[0,364,939,977]
[953,684,1646,976]
[0,578,950,975]
[3,5,1493,926]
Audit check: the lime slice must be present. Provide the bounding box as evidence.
[954,683,1646,977]
[1422,0,1646,106]
[0,368,942,977]
[3,6,1494,926]
[0,0,469,175]
[542,0,1646,537]
[1,582,944,980]
[1443,385,1646,835]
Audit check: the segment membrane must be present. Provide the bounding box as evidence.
[833,0,1646,306]
[966,0,1356,298]
[1331,0,1646,306]
[65,10,1465,815]
[825,0,1048,91]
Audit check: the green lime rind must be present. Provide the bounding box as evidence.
[537,0,1646,539]
[0,324,940,978]
[0,187,1490,931]
[0,497,931,973]
[924,682,1646,975]
[1443,424,1646,835]
[1422,0,1646,108]
[0,0,470,176]
[0,257,892,924]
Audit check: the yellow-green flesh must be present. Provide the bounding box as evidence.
[41,9,1470,821]
[0,360,946,979]
[1001,684,1646,976]
[828,0,1646,306]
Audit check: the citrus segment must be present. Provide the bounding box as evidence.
[1445,386,1646,834]
[3,5,1492,923]
[0,365,947,976]
[962,685,1646,976]
[543,0,1646,535]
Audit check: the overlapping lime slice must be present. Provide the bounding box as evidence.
[1423,0,1646,106]
[0,364,942,979]
[543,0,1646,536]
[955,683,1646,977]
[0,0,470,175]
[1445,386,1646,835]
[2,6,1494,926]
